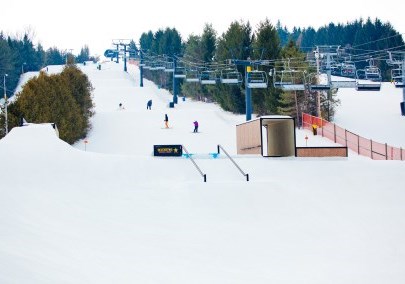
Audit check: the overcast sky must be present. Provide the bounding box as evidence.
[1,0,403,56]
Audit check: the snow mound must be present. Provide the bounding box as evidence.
[0,124,75,157]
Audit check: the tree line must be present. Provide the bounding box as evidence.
[0,31,96,99]
[278,17,404,78]
[139,17,403,123]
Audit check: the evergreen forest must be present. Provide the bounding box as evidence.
[139,17,404,123]
[0,31,96,101]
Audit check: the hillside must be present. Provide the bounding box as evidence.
[0,61,404,284]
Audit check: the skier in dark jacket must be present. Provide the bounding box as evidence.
[147,99,152,110]
[164,114,169,128]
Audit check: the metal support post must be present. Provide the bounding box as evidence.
[123,45,127,72]
[3,74,8,134]
[173,59,178,104]
[140,51,144,87]
[245,65,252,121]
[115,44,119,63]
[402,59,405,107]
[315,48,322,117]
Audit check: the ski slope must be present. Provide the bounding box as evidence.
[1,61,405,284]
[334,83,405,147]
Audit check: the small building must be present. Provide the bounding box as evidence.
[236,116,296,157]
[236,115,348,158]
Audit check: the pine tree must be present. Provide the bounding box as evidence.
[76,45,90,63]
[45,47,65,65]
[0,39,13,76]
[276,21,290,47]
[139,31,154,51]
[14,73,83,143]
[183,34,203,60]
[161,28,182,56]
[252,18,281,115]
[9,70,91,144]
[277,40,309,124]
[60,65,94,136]
[213,20,253,113]
[201,24,217,62]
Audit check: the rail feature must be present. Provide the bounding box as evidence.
[217,145,249,181]
[182,145,207,182]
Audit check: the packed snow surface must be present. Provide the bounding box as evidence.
[1,61,405,284]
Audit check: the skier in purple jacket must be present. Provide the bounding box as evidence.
[193,120,199,133]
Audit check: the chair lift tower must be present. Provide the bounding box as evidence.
[172,57,186,104]
[112,39,131,72]
[387,51,405,115]
[139,50,144,87]
[112,42,120,63]
[231,59,269,121]
[229,47,269,121]
[314,46,340,120]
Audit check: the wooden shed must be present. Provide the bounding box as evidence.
[236,116,296,157]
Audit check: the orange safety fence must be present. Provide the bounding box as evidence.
[302,113,405,161]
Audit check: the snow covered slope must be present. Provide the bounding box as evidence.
[1,61,405,284]
[335,82,405,147]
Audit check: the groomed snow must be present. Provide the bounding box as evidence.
[1,61,405,284]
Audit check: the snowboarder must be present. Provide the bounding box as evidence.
[164,114,169,128]
[119,103,125,110]
[193,120,199,133]
[147,99,152,110]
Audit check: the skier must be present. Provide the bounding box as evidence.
[193,120,199,133]
[119,103,125,110]
[164,114,169,128]
[147,99,152,110]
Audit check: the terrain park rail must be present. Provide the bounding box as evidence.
[182,145,207,182]
[217,145,249,181]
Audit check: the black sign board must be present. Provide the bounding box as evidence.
[153,145,183,157]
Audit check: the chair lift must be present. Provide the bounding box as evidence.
[340,60,356,78]
[320,58,338,74]
[387,51,405,88]
[174,62,186,78]
[156,60,165,70]
[306,52,317,68]
[320,60,328,73]
[391,68,405,88]
[200,70,217,84]
[247,70,268,88]
[364,58,382,82]
[145,56,159,70]
[164,61,174,72]
[355,69,381,91]
[354,58,381,91]
[149,60,159,71]
[220,68,243,84]
[137,51,147,66]
[185,68,200,83]
[365,66,382,81]
[273,61,305,91]
[143,60,151,69]
[331,62,341,76]
[308,73,331,91]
